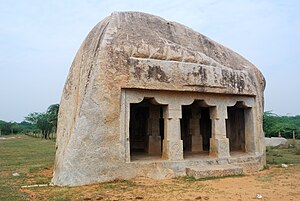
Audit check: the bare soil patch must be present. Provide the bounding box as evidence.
[21,166,300,201]
[2,135,299,201]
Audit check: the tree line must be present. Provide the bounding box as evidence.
[0,104,59,139]
[0,120,34,135]
[263,111,300,138]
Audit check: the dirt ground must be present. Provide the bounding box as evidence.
[2,135,298,200]
[21,165,300,201]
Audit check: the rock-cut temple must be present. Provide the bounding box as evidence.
[52,12,266,186]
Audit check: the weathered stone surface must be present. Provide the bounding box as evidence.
[186,164,243,179]
[265,137,289,148]
[52,12,265,186]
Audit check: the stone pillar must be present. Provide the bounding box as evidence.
[147,106,161,155]
[190,109,203,152]
[244,107,256,153]
[162,105,183,161]
[209,105,230,158]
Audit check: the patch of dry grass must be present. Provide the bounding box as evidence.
[1,136,300,200]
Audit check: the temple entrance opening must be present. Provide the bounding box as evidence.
[129,98,165,161]
[181,100,212,159]
[226,101,247,152]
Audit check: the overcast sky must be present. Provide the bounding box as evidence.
[0,0,299,122]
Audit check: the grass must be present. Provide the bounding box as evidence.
[181,174,244,182]
[0,135,219,200]
[1,135,300,200]
[255,172,277,182]
[256,164,300,183]
[0,135,55,200]
[266,139,300,165]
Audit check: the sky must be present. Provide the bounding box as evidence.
[0,0,299,122]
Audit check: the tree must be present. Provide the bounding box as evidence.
[47,104,59,133]
[263,111,278,137]
[25,112,52,139]
[0,120,35,135]
[18,121,35,132]
[263,111,300,138]
[0,120,13,135]
[24,104,60,139]
[24,112,40,125]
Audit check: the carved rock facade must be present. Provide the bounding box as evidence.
[52,12,266,186]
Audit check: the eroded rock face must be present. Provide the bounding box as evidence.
[52,12,266,186]
[265,137,289,148]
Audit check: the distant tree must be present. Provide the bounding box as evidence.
[263,111,277,137]
[24,104,59,139]
[25,112,51,139]
[47,104,59,133]
[0,120,35,135]
[18,121,34,129]
[0,120,12,135]
[263,111,300,138]
[24,112,40,125]
[16,121,35,134]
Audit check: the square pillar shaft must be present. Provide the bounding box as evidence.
[190,110,203,152]
[162,106,183,161]
[147,106,161,155]
[209,105,230,158]
[244,108,256,153]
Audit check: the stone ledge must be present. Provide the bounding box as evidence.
[186,164,243,179]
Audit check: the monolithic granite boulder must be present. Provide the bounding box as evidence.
[52,12,266,186]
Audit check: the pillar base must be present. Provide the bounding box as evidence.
[191,135,203,153]
[148,136,161,155]
[209,138,230,159]
[162,140,183,161]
